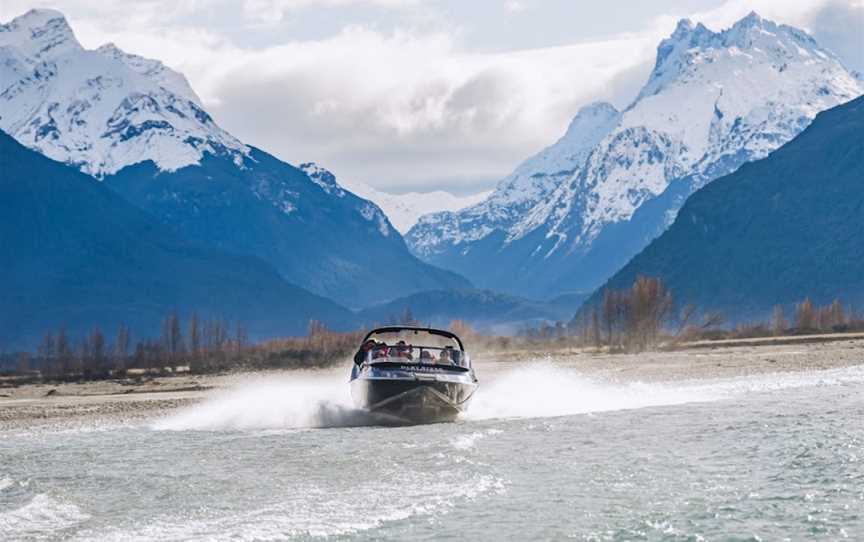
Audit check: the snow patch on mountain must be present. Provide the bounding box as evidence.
[519,12,864,255]
[96,43,202,106]
[299,161,347,198]
[408,101,620,255]
[298,162,396,237]
[297,162,488,233]
[407,12,864,283]
[341,179,491,233]
[0,9,246,176]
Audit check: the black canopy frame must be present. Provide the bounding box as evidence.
[362,326,465,351]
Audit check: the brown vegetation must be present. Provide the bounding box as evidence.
[570,276,678,352]
[4,278,864,381]
[4,315,366,383]
[570,277,864,353]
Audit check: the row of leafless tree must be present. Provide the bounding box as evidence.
[16,313,250,379]
[7,281,864,378]
[780,298,851,333]
[570,277,864,352]
[572,276,678,352]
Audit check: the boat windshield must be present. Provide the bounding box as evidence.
[358,329,469,368]
[364,345,469,368]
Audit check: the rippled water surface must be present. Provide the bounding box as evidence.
[3,365,864,541]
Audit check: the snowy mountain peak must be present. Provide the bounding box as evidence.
[299,162,346,197]
[407,98,619,256]
[0,9,80,60]
[641,11,839,104]
[563,101,619,139]
[299,161,489,233]
[96,43,202,106]
[0,9,246,176]
[738,10,763,26]
[407,12,864,297]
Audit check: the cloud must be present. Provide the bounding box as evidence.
[202,25,655,190]
[1,0,859,193]
[808,0,864,73]
[241,0,420,22]
[504,1,527,14]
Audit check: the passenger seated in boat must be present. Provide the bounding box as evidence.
[439,348,451,364]
[393,340,413,359]
[441,346,459,365]
[354,339,377,364]
[450,348,463,366]
[419,349,436,364]
[372,342,389,359]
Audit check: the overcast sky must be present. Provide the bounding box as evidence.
[2,0,862,194]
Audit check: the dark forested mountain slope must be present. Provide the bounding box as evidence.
[103,156,469,308]
[0,9,468,308]
[407,13,863,299]
[584,96,864,321]
[0,131,355,348]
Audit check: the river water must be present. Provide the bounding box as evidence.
[2,364,864,541]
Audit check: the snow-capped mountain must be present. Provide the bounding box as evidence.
[0,129,356,348]
[339,181,490,234]
[408,101,620,256]
[407,12,864,298]
[1,9,469,306]
[299,161,489,233]
[0,9,245,176]
[587,95,864,322]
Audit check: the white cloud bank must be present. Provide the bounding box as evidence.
[1,0,860,193]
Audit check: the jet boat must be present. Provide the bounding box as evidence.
[349,326,478,424]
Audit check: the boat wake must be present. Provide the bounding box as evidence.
[0,478,90,538]
[151,373,375,431]
[151,364,864,431]
[465,365,710,421]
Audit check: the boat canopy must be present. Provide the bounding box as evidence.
[362,327,465,351]
[356,327,470,369]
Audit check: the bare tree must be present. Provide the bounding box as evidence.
[114,323,130,373]
[601,289,625,348]
[795,298,816,330]
[771,305,787,336]
[189,313,201,357]
[675,304,697,338]
[701,311,725,330]
[16,352,31,374]
[235,322,248,353]
[400,307,417,326]
[89,327,107,377]
[161,312,184,363]
[55,327,75,376]
[188,313,202,372]
[204,318,228,353]
[37,331,56,377]
[625,276,673,351]
[829,299,846,330]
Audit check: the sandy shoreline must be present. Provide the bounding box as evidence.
[2,334,863,431]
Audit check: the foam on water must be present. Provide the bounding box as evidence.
[0,493,90,537]
[469,363,864,421]
[0,477,14,492]
[70,473,505,541]
[151,372,365,431]
[450,429,504,450]
[152,363,864,431]
[466,365,712,420]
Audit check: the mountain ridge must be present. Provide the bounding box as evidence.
[578,95,864,322]
[0,8,470,307]
[406,12,863,298]
[0,129,356,349]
